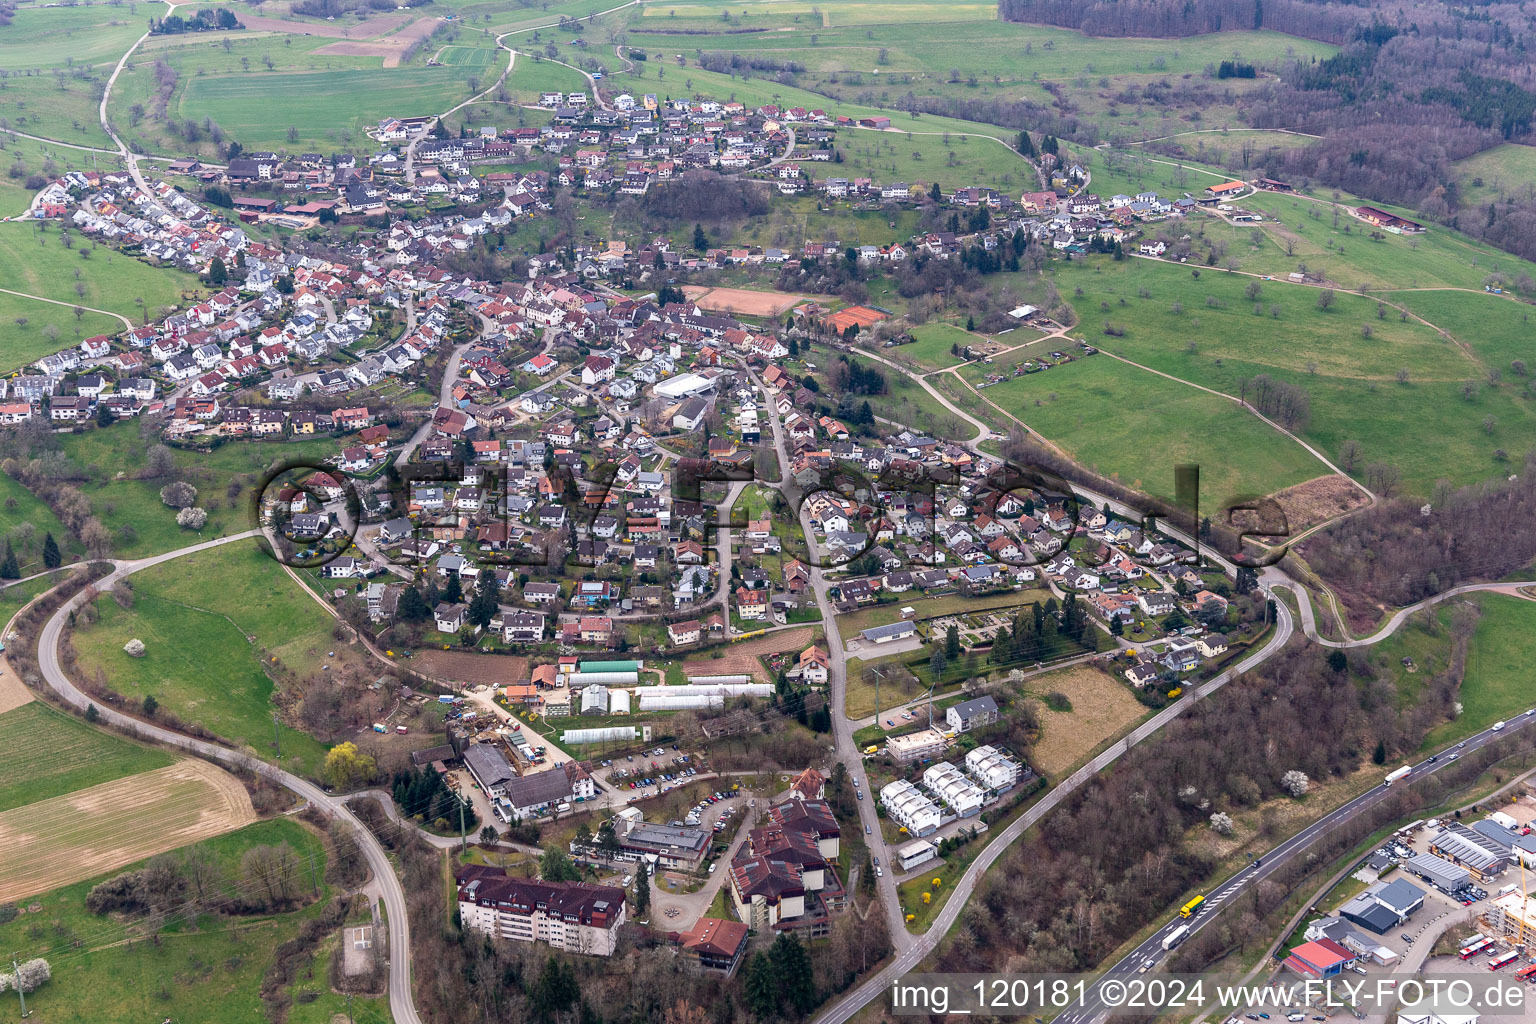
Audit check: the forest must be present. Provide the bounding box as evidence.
[933,629,1470,978]
[999,0,1536,265]
[1301,459,1536,628]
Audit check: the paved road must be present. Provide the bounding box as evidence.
[1281,578,1536,649]
[1056,710,1536,1024]
[813,589,1297,1024]
[31,532,426,1024]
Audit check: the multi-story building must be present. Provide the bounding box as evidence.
[880,779,942,836]
[455,866,626,956]
[965,745,1022,792]
[921,762,986,818]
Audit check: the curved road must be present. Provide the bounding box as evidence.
[32,531,425,1024]
[815,589,1296,1024]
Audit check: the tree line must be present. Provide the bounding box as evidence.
[1303,457,1536,622]
[932,635,1471,979]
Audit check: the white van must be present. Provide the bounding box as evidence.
[1493,721,1507,731]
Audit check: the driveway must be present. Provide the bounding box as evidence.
[649,796,757,931]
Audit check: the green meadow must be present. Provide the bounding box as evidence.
[71,540,338,777]
[806,128,1034,191]
[57,424,338,558]
[0,817,391,1024]
[0,222,202,372]
[0,702,174,812]
[969,349,1326,509]
[1423,594,1536,747]
[177,66,480,151]
[1035,258,1536,496]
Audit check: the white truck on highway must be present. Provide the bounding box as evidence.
[1384,765,1412,786]
[1163,924,1190,950]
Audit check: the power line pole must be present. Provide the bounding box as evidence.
[11,957,29,1019]
[272,713,281,757]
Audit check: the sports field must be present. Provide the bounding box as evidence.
[682,285,808,316]
[0,702,175,812]
[0,759,256,903]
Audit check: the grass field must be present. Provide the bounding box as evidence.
[0,758,256,903]
[1452,143,1536,208]
[880,365,974,439]
[968,351,1325,510]
[1425,594,1536,748]
[898,322,979,370]
[0,4,145,70]
[0,702,174,812]
[1027,257,1536,496]
[1021,665,1147,777]
[0,472,80,570]
[629,16,1330,91]
[837,589,1053,642]
[57,424,338,557]
[1390,288,1536,375]
[808,128,1033,191]
[177,65,479,151]
[0,222,201,371]
[71,540,341,776]
[0,817,391,1024]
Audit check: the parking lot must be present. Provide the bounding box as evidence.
[601,748,706,797]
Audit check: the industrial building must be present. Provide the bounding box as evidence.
[1303,917,1400,967]
[1430,822,1509,881]
[1282,938,1357,978]
[1338,877,1425,934]
[1406,852,1472,892]
[463,742,517,798]
[921,762,986,818]
[885,728,948,764]
[880,779,942,836]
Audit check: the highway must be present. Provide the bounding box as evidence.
[1056,710,1536,1024]
[812,588,1298,1023]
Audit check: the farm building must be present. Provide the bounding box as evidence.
[562,726,639,745]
